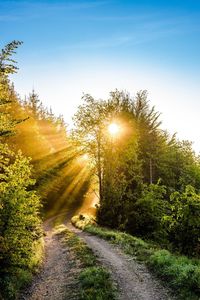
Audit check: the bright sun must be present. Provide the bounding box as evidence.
[82,153,89,160]
[108,123,120,135]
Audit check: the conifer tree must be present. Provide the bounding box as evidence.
[0,41,43,299]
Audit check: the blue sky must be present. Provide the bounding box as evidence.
[1,0,200,151]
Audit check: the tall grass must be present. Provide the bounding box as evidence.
[149,250,200,300]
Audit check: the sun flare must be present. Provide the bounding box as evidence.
[108,123,120,135]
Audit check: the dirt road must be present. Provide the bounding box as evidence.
[19,214,78,300]
[20,214,174,300]
[68,223,174,300]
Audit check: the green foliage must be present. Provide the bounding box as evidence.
[9,87,87,215]
[71,214,96,230]
[72,215,153,260]
[0,144,43,299]
[0,41,23,137]
[0,238,43,300]
[1,268,32,300]
[79,267,116,300]
[1,37,200,298]
[0,40,23,75]
[84,224,154,261]
[99,131,142,229]
[0,42,85,216]
[62,226,96,267]
[127,182,167,240]
[165,185,200,256]
[0,41,44,299]
[73,94,109,202]
[158,140,200,194]
[73,90,200,257]
[149,250,200,300]
[131,90,163,184]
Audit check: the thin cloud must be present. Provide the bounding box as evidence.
[58,15,200,51]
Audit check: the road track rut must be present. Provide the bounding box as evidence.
[20,214,174,300]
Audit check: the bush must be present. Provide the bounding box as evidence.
[127,183,167,240]
[71,214,96,230]
[0,144,43,299]
[167,185,200,256]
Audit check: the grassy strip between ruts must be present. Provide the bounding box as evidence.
[54,225,117,300]
[71,214,200,300]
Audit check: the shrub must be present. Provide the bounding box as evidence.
[71,214,96,230]
[167,185,200,256]
[0,144,43,299]
[127,183,167,240]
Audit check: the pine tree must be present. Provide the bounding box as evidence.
[0,41,23,137]
[0,41,43,299]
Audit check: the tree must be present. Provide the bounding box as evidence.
[73,89,200,256]
[0,145,42,297]
[165,185,200,256]
[156,139,200,194]
[0,41,23,137]
[0,41,43,299]
[73,91,143,227]
[26,89,42,117]
[127,182,167,239]
[0,40,23,75]
[131,90,164,184]
[73,94,108,202]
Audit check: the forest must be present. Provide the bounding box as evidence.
[0,41,200,299]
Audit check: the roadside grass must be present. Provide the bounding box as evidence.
[79,266,115,300]
[149,249,200,300]
[54,224,116,300]
[1,238,44,300]
[84,223,154,261]
[72,214,200,300]
[71,214,96,230]
[29,238,45,270]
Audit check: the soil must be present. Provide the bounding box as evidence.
[19,214,79,300]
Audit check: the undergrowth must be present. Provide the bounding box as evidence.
[0,238,44,300]
[71,214,96,230]
[72,214,200,300]
[149,250,200,300]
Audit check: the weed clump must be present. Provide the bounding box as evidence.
[79,267,116,300]
[71,214,96,230]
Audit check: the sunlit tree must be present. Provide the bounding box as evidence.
[0,41,43,298]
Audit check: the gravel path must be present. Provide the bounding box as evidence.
[20,213,174,300]
[68,223,174,300]
[20,215,79,300]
